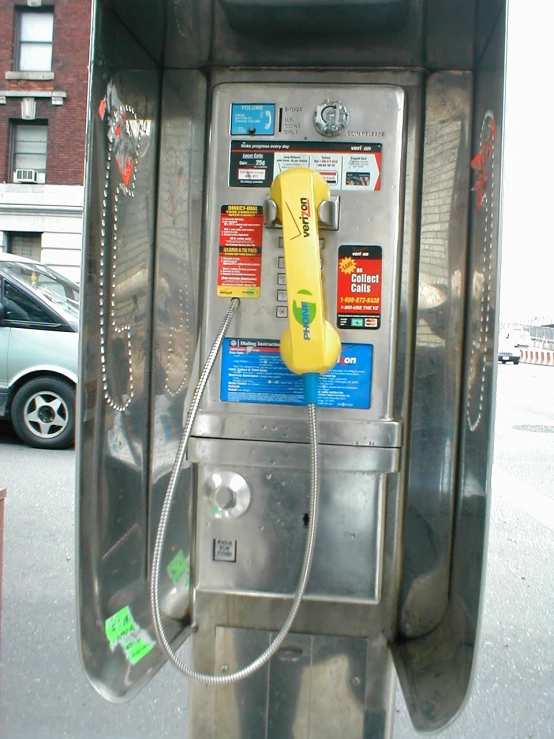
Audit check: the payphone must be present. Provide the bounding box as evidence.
[151,84,405,685]
[77,1,506,737]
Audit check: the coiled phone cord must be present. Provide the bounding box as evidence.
[150,297,321,685]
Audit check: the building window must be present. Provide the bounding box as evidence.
[12,123,48,181]
[8,233,42,262]
[16,8,54,72]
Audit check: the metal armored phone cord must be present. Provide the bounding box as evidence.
[150,297,321,685]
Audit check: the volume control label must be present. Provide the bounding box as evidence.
[231,104,275,136]
[217,205,263,298]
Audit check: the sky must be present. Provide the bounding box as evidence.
[500,0,554,322]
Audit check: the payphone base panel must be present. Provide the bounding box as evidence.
[188,626,394,739]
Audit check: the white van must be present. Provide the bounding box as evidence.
[497,331,521,365]
[509,326,532,348]
[0,253,79,448]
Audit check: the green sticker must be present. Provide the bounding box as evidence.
[105,606,155,666]
[124,638,155,665]
[167,549,190,586]
[105,606,135,648]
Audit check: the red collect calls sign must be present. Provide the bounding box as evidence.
[336,245,382,330]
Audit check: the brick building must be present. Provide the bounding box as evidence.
[0,0,91,282]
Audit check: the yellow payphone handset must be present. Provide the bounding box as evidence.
[271,167,341,401]
[151,168,341,685]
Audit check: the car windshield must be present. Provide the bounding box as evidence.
[1,260,80,326]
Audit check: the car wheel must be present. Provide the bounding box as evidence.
[11,377,75,450]
[513,359,520,365]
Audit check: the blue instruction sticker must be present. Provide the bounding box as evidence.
[231,104,275,135]
[220,339,372,409]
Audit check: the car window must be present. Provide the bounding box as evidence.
[2,280,57,326]
[0,260,79,325]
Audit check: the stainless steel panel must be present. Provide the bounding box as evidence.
[211,0,424,68]
[267,632,313,738]
[191,439,399,603]
[198,82,406,445]
[212,628,370,739]
[108,0,166,63]
[393,6,506,731]
[220,0,409,37]
[94,5,159,70]
[192,412,402,448]
[94,0,213,69]
[400,72,473,638]
[308,634,367,737]
[78,62,161,699]
[77,3,170,702]
[475,0,504,60]
[213,628,271,738]
[190,438,399,472]
[164,0,213,68]
[147,70,207,626]
[425,0,475,69]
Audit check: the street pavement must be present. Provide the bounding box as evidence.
[0,362,552,738]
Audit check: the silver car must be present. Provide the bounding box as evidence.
[0,253,79,449]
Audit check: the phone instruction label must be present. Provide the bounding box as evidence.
[220,339,372,409]
[229,141,382,190]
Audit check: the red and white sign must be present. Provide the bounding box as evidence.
[336,245,382,330]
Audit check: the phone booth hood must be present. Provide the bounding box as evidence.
[76,1,506,736]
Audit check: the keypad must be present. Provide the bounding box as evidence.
[275,251,324,316]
